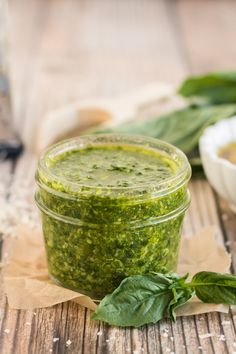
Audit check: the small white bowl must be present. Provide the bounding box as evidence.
[199,116,236,213]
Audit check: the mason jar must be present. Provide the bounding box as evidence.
[35,134,191,299]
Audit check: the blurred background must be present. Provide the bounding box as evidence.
[4,0,236,151]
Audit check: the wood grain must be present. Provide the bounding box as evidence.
[9,0,187,149]
[176,0,236,74]
[1,0,236,353]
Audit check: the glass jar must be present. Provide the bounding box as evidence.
[35,134,191,299]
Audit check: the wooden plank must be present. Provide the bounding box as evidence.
[172,0,236,351]
[215,197,236,273]
[213,194,236,352]
[2,0,236,353]
[176,0,236,73]
[0,160,14,353]
[9,0,188,150]
[176,179,236,354]
[0,154,34,354]
[9,0,50,132]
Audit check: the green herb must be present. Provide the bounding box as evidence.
[93,104,236,168]
[178,71,236,104]
[92,271,236,327]
[46,144,176,187]
[91,273,193,327]
[190,271,236,304]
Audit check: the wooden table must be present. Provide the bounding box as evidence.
[1,0,236,353]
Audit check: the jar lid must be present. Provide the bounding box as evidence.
[36,134,191,201]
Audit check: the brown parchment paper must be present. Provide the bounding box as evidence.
[3,224,231,316]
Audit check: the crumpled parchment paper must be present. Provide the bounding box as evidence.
[3,224,231,315]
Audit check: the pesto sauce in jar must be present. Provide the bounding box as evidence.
[36,135,191,299]
[48,144,177,188]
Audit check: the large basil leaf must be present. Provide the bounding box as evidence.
[91,273,194,327]
[191,271,236,304]
[178,72,236,104]
[93,104,236,157]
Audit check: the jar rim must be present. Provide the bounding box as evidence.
[37,134,191,198]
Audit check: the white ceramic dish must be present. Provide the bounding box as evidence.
[199,116,236,213]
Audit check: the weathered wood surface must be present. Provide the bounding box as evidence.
[0,0,236,353]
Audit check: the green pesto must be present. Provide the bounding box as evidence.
[47,144,177,188]
[36,140,190,299]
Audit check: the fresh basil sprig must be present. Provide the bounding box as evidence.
[92,273,194,327]
[92,271,236,328]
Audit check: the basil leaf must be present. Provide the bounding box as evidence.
[92,104,236,170]
[93,104,236,155]
[91,274,194,327]
[178,71,236,104]
[191,271,236,304]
